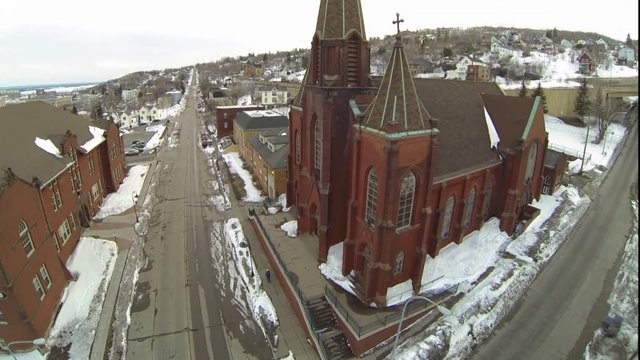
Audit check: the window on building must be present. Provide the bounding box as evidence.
[58,219,72,245]
[544,175,552,185]
[440,195,455,239]
[482,181,493,219]
[53,233,61,252]
[525,142,538,181]
[19,219,35,257]
[365,169,378,225]
[462,187,477,228]
[33,276,45,300]
[397,173,416,230]
[0,310,7,325]
[314,117,322,178]
[394,252,404,275]
[50,179,63,211]
[68,214,77,230]
[88,153,95,174]
[295,131,301,165]
[91,183,100,202]
[39,264,52,288]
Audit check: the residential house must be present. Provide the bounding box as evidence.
[578,53,596,74]
[243,62,264,78]
[560,39,574,49]
[466,63,491,81]
[256,87,288,107]
[232,110,288,162]
[121,88,138,102]
[618,47,635,65]
[246,128,289,199]
[138,105,159,123]
[0,102,126,343]
[214,105,263,139]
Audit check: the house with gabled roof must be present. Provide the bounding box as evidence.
[246,127,289,198]
[0,101,126,345]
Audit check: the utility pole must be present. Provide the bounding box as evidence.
[579,122,590,174]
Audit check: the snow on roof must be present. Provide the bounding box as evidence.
[80,125,106,153]
[34,137,61,157]
[244,109,285,118]
[483,106,501,149]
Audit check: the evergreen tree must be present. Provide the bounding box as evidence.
[626,33,633,47]
[531,83,548,113]
[552,27,558,39]
[574,78,592,122]
[518,81,527,97]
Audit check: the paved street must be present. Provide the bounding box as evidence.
[474,115,638,359]
[125,73,271,360]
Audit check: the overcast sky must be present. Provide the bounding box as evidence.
[1,0,637,87]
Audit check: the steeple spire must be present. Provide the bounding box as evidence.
[363,14,431,133]
[315,0,366,40]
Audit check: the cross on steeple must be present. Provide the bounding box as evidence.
[393,13,404,35]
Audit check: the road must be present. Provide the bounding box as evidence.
[474,113,638,359]
[126,72,271,359]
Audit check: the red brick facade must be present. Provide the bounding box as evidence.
[287,0,548,307]
[214,105,263,138]
[0,103,126,343]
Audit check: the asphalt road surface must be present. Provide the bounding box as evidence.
[474,116,638,359]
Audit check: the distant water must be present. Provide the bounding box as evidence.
[0,82,98,92]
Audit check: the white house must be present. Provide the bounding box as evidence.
[618,47,635,65]
[560,39,574,49]
[122,88,138,102]
[257,87,288,106]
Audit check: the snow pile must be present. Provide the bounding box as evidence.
[219,219,279,341]
[94,164,149,219]
[318,242,356,296]
[584,200,638,359]
[280,220,297,237]
[143,124,166,151]
[47,238,118,359]
[222,152,265,202]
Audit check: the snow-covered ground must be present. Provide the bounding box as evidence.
[94,165,150,219]
[221,151,265,202]
[47,237,118,359]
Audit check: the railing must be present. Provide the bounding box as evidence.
[324,284,455,338]
[248,208,330,360]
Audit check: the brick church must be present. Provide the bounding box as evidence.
[287,0,548,306]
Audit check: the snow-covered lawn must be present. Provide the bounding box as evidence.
[143,124,166,151]
[94,164,149,219]
[222,151,265,202]
[47,237,118,359]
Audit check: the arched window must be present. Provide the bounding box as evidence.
[397,173,415,230]
[525,142,538,181]
[365,169,378,225]
[462,187,477,228]
[314,117,322,178]
[482,180,493,219]
[440,196,455,239]
[394,252,404,275]
[295,131,301,165]
[19,219,35,257]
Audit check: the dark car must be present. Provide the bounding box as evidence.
[125,148,141,156]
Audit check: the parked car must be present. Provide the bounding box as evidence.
[125,148,141,156]
[132,142,145,150]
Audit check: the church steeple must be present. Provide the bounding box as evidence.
[363,14,431,134]
[315,0,366,40]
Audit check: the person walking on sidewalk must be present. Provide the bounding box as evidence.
[265,269,271,283]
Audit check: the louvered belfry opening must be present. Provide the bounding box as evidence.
[347,34,360,86]
[313,37,321,85]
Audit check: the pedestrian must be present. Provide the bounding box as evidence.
[265,269,271,283]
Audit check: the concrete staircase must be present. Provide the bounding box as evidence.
[305,296,352,359]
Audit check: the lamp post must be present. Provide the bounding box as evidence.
[132,192,139,223]
[390,295,451,358]
[0,338,46,360]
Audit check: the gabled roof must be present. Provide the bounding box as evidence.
[481,94,539,150]
[248,136,289,170]
[363,36,431,134]
[0,102,98,187]
[412,79,503,178]
[234,110,288,130]
[315,0,366,40]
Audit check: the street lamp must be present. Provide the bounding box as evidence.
[132,192,139,223]
[390,295,451,359]
[0,338,46,360]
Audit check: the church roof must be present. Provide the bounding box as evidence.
[481,94,540,150]
[315,0,366,40]
[363,35,431,134]
[412,79,504,179]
